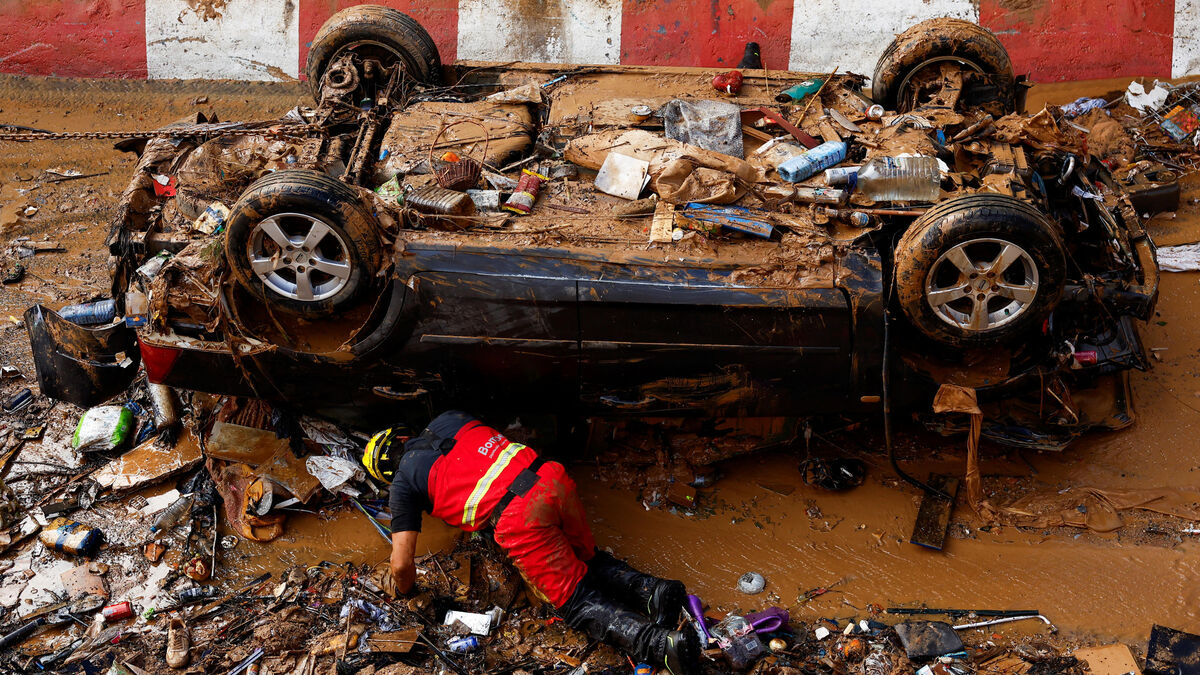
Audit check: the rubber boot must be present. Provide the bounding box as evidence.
[587,549,687,625]
[559,578,700,675]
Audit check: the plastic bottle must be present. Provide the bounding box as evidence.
[825,166,859,185]
[150,494,194,536]
[775,78,824,103]
[58,299,117,326]
[447,635,480,653]
[778,141,847,183]
[177,585,219,603]
[852,156,941,201]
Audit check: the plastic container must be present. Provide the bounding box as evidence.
[775,78,824,103]
[150,494,194,536]
[58,299,117,326]
[177,585,219,603]
[712,615,766,669]
[794,187,845,204]
[825,166,859,185]
[751,137,808,170]
[406,185,476,228]
[447,635,480,653]
[852,156,941,201]
[39,518,103,557]
[72,406,135,452]
[736,572,766,594]
[778,141,847,183]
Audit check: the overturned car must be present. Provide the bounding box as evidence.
[28,9,1161,450]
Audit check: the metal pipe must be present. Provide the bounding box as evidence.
[953,614,1056,633]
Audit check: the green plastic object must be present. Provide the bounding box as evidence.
[775,78,824,103]
[71,405,134,452]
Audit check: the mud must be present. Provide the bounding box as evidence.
[1,74,1199,660]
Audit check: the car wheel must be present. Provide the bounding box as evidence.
[224,170,382,317]
[894,194,1065,349]
[872,17,1015,114]
[305,4,442,102]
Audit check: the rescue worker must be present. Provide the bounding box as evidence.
[362,411,700,674]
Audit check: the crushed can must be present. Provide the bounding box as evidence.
[635,664,656,675]
[102,601,134,622]
[447,635,480,653]
[39,518,102,557]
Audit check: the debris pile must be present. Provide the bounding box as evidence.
[2,8,1200,673]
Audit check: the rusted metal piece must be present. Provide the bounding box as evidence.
[740,106,819,149]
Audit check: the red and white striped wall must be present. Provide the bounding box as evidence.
[0,0,1196,84]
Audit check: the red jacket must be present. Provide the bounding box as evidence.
[427,419,537,531]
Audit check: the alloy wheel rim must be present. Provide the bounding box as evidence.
[247,212,352,302]
[925,237,1039,331]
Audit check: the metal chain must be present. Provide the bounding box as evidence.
[0,123,316,142]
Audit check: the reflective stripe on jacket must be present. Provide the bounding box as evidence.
[427,420,537,531]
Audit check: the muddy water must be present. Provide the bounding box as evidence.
[2,75,1199,647]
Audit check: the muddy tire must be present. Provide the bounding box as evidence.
[305,5,442,101]
[224,170,382,317]
[894,194,1065,349]
[872,18,1015,113]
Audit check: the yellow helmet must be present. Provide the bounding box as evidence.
[363,428,401,482]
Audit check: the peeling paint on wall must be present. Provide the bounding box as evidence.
[147,0,300,80]
[183,0,229,21]
[0,0,1196,82]
[788,0,978,76]
[457,0,622,64]
[1173,0,1200,79]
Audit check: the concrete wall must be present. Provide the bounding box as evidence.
[0,0,1196,83]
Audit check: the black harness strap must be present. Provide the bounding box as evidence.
[489,456,546,527]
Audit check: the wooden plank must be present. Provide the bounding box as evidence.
[368,628,421,654]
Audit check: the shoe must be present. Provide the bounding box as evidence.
[587,550,687,625]
[647,579,686,626]
[661,628,701,675]
[559,578,699,675]
[166,618,190,668]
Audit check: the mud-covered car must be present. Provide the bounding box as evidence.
[28,8,1160,449]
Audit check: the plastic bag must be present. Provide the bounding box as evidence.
[72,405,134,452]
[306,455,366,497]
[661,99,744,158]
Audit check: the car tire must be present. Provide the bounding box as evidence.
[894,194,1065,349]
[305,4,442,101]
[224,170,382,317]
[872,17,1015,114]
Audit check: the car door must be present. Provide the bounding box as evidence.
[389,244,581,416]
[577,263,857,417]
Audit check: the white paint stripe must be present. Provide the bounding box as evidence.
[1173,0,1200,78]
[457,0,621,65]
[0,43,53,64]
[146,0,299,81]
[788,0,979,78]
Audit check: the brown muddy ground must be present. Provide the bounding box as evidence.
[1,74,1198,652]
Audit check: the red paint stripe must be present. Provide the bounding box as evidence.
[620,0,794,70]
[0,0,147,78]
[298,0,458,80]
[978,0,1174,82]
